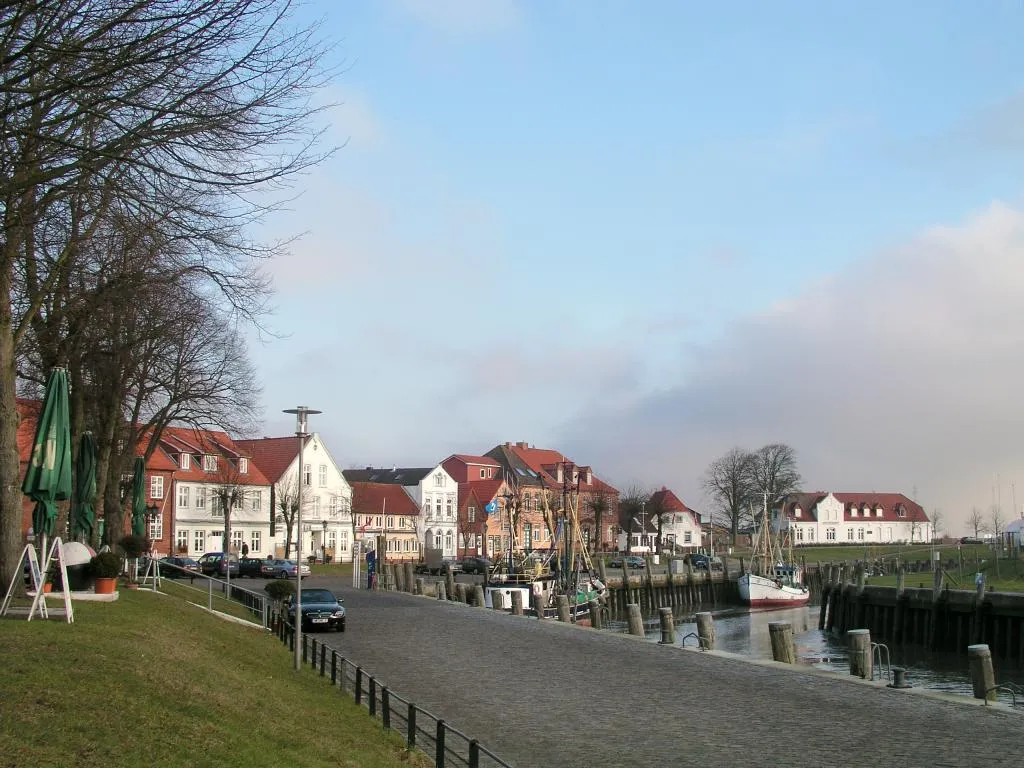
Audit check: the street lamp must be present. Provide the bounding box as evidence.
[322,519,328,563]
[283,406,321,673]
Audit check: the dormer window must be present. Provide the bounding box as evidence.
[180,453,191,470]
[897,505,906,518]
[203,454,217,472]
[794,506,802,518]
[851,507,858,518]
[239,458,248,474]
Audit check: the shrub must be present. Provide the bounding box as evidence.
[119,534,151,559]
[264,580,296,601]
[89,551,123,579]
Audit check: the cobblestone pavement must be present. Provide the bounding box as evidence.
[310,578,1021,768]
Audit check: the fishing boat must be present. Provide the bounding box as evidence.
[738,493,809,607]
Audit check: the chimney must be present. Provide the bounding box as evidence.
[365,466,373,471]
[516,441,528,449]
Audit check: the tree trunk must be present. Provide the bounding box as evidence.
[0,251,21,586]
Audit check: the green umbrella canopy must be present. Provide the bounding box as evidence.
[131,456,146,537]
[70,432,97,541]
[22,368,73,539]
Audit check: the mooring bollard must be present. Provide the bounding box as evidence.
[414,577,424,596]
[696,611,715,650]
[968,644,996,702]
[472,584,485,607]
[588,598,603,629]
[769,621,797,664]
[627,604,644,636]
[847,629,872,679]
[533,590,546,619]
[658,607,675,644]
[455,583,467,603]
[436,581,447,601]
[888,667,912,689]
[511,590,524,615]
[404,562,415,593]
[556,594,571,623]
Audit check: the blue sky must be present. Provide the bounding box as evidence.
[254,1,1024,532]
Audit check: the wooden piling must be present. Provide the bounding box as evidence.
[847,629,872,679]
[533,590,546,619]
[696,611,715,650]
[626,604,644,636]
[659,607,675,645]
[472,584,485,607]
[892,567,906,645]
[436,581,446,601]
[414,577,424,596]
[404,562,415,593]
[510,590,524,615]
[589,599,603,630]
[445,572,456,602]
[556,594,571,623]
[968,644,996,702]
[769,622,797,664]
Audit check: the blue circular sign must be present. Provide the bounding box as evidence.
[485,501,497,514]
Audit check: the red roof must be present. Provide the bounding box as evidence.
[450,454,500,466]
[155,425,269,485]
[649,487,699,522]
[458,479,507,506]
[504,442,619,495]
[351,482,419,516]
[234,436,304,483]
[780,492,929,523]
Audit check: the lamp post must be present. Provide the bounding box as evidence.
[322,519,328,563]
[283,406,320,673]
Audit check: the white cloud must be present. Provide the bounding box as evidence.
[559,202,1024,533]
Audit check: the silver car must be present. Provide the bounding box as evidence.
[260,558,311,578]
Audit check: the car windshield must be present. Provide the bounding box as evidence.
[301,589,336,602]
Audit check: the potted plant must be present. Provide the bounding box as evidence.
[89,551,123,594]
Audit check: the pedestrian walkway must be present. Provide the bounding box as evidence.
[316,579,1020,768]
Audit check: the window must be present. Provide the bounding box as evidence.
[180,453,191,470]
[339,531,349,552]
[318,464,327,487]
[435,499,441,516]
[203,454,217,472]
[303,464,312,486]
[177,529,188,552]
[808,529,815,541]
[533,528,540,542]
[329,496,338,517]
[794,507,801,518]
[231,530,244,552]
[251,531,261,553]
[876,507,883,518]
[847,528,855,540]
[386,516,394,529]
[193,530,205,552]
[250,490,261,512]
[178,485,190,508]
[239,458,248,474]
[468,506,476,523]
[683,532,692,544]
[434,472,444,487]
[523,523,532,544]
[375,516,382,528]
[211,494,224,518]
[313,496,321,517]
[897,506,906,518]
[423,496,431,519]
[149,475,163,499]
[609,525,616,541]
[232,492,242,510]
[445,530,453,551]
[195,487,206,509]
[857,527,865,541]
[826,527,836,541]
[148,515,163,541]
[796,528,804,542]
[446,497,454,518]
[480,468,486,479]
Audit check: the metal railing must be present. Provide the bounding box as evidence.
[268,611,513,768]
[871,642,892,683]
[151,560,268,626]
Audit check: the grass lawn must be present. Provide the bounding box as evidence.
[0,587,429,768]
[788,542,995,564]
[865,557,1024,593]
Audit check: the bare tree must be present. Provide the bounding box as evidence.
[617,484,647,554]
[645,490,670,553]
[747,444,802,510]
[211,458,248,560]
[968,507,988,539]
[587,492,612,554]
[702,448,754,543]
[0,0,332,585]
[931,508,944,541]
[275,474,300,560]
[991,505,1004,541]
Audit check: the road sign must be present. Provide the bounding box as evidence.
[485,501,497,515]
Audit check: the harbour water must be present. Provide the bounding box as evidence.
[612,603,1024,699]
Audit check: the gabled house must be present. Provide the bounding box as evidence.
[156,426,271,558]
[485,441,619,552]
[442,454,511,558]
[235,434,353,562]
[648,487,703,552]
[774,491,931,545]
[349,481,421,562]
[343,464,459,558]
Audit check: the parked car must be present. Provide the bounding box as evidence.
[158,556,200,580]
[414,558,461,575]
[687,553,724,572]
[287,588,346,632]
[196,552,239,577]
[608,555,646,569]
[237,557,265,578]
[458,556,492,575]
[261,558,311,579]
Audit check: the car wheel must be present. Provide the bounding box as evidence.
[277,570,286,579]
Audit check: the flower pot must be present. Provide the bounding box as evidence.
[94,577,118,595]
[42,582,52,594]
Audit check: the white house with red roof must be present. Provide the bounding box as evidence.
[442,454,511,557]
[647,487,703,552]
[342,464,459,558]
[156,426,273,558]
[235,434,353,562]
[774,492,932,545]
[348,481,421,561]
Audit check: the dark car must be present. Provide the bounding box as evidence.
[687,553,724,571]
[458,556,492,575]
[287,588,346,632]
[196,552,240,577]
[609,555,646,569]
[414,558,461,575]
[237,557,265,577]
[158,556,200,580]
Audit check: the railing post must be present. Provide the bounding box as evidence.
[381,687,391,729]
[407,704,417,750]
[369,677,376,716]
[331,650,338,685]
[310,639,317,668]
[355,666,363,705]
[468,739,480,768]
[302,634,308,664]
[319,645,326,677]
[339,657,346,693]
[435,719,446,768]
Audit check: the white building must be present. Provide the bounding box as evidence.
[236,434,353,562]
[158,427,273,558]
[343,465,459,558]
[774,492,932,545]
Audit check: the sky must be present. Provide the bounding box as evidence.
[252,0,1024,535]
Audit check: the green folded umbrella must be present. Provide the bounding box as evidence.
[71,432,97,541]
[22,368,73,540]
[131,456,146,537]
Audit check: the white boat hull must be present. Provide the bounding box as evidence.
[738,573,809,607]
